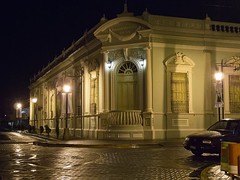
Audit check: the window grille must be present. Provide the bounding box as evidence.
[90,78,98,114]
[229,75,240,113]
[118,61,137,74]
[171,72,189,113]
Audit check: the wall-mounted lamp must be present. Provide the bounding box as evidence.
[107,59,112,69]
[139,56,145,66]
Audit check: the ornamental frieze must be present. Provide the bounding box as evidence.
[108,50,123,61]
[148,15,203,30]
[108,48,145,61]
[128,48,145,60]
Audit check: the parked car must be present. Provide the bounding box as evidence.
[183,118,240,156]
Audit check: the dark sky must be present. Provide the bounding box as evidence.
[1,0,240,117]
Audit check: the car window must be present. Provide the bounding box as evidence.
[208,121,228,130]
[228,122,239,131]
[208,120,239,132]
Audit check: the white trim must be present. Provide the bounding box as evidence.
[164,52,195,114]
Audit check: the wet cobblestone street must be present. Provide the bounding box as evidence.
[0,132,219,179]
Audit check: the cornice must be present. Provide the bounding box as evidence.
[94,16,151,36]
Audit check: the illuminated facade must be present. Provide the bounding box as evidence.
[29,4,240,140]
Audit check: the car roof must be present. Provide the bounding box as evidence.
[221,118,240,121]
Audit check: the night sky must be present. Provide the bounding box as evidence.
[1,0,240,117]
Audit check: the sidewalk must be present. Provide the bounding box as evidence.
[201,165,233,180]
[24,132,234,179]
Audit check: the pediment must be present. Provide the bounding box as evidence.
[94,17,151,43]
[164,52,195,67]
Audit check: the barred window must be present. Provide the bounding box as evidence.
[171,72,189,113]
[90,78,98,114]
[229,75,240,113]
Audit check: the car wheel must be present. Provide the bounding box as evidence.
[191,150,203,156]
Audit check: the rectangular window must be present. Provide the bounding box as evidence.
[90,78,98,114]
[229,75,240,113]
[171,72,189,113]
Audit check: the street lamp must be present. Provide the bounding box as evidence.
[32,97,37,130]
[16,103,22,130]
[63,84,71,140]
[215,72,223,81]
[215,71,224,121]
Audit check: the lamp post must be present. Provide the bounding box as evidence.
[32,97,37,130]
[16,103,22,130]
[63,84,71,140]
[215,71,224,121]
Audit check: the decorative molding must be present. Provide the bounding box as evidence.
[55,77,64,92]
[109,50,124,61]
[128,48,145,60]
[172,119,189,126]
[164,52,195,67]
[108,48,145,62]
[109,26,141,41]
[87,58,100,72]
[47,80,56,90]
[74,66,84,77]
[148,15,203,30]
[224,56,240,70]
[165,52,195,114]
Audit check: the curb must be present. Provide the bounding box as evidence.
[32,141,163,148]
[200,164,233,179]
[200,164,217,179]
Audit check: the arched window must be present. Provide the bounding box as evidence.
[116,61,139,110]
[118,61,138,74]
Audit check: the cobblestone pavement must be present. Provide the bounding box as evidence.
[0,131,222,179]
[0,143,198,179]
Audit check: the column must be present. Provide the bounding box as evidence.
[54,88,60,138]
[204,50,213,113]
[145,47,153,112]
[72,68,78,134]
[102,50,109,112]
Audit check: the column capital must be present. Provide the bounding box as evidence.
[143,46,152,51]
[101,50,109,55]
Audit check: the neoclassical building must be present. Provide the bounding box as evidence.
[29,4,240,140]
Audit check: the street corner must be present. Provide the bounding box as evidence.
[200,164,230,180]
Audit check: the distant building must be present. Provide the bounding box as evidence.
[1,104,29,130]
[29,3,240,140]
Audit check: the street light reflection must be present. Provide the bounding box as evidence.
[63,165,72,169]
[16,160,21,164]
[29,154,37,159]
[16,148,21,153]
[31,169,37,172]
[29,163,37,173]
[28,163,37,167]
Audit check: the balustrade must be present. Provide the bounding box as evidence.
[107,111,143,125]
[211,24,240,34]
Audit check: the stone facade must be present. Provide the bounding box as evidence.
[29,4,240,140]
